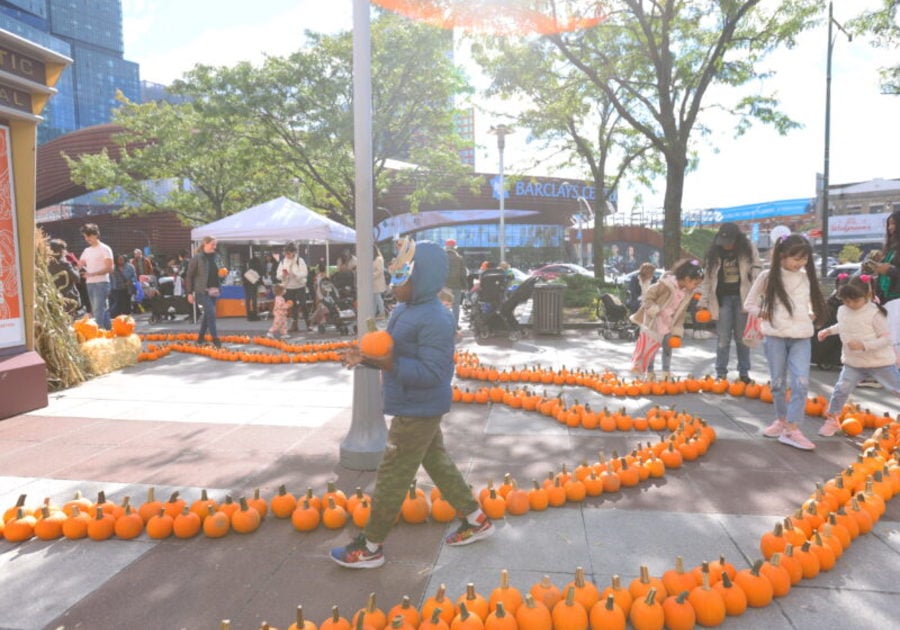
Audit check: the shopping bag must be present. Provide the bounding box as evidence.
[742,313,763,348]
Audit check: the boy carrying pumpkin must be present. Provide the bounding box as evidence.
[331,239,494,569]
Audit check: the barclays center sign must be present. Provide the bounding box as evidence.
[491,176,598,202]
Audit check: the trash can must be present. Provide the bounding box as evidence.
[532,283,565,334]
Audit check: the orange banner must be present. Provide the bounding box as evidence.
[0,124,25,350]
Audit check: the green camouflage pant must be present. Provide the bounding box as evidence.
[365,414,478,543]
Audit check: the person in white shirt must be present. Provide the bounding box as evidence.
[77,223,114,329]
[276,243,309,333]
[816,275,900,436]
[744,234,826,451]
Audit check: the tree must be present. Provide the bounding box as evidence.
[546,0,819,266]
[64,91,295,226]
[848,0,900,95]
[471,34,662,282]
[170,10,479,226]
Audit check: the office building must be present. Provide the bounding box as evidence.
[0,0,139,143]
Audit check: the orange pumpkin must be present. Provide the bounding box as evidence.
[694,308,712,323]
[111,314,135,337]
[667,336,682,348]
[218,267,228,278]
[73,316,100,341]
[360,318,394,358]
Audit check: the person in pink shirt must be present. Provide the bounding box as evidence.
[629,258,705,378]
[267,284,294,340]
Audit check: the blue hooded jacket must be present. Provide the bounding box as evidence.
[382,241,455,417]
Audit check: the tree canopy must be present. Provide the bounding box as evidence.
[66,11,479,227]
[537,0,820,265]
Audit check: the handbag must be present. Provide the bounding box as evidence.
[742,312,763,348]
[243,268,261,284]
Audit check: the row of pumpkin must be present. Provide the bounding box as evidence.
[0,412,714,543]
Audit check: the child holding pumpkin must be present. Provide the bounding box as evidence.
[744,234,826,450]
[266,284,294,340]
[816,275,900,436]
[331,239,493,569]
[629,258,705,379]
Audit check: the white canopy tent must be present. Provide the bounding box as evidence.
[190,196,357,245]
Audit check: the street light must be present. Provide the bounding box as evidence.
[576,195,594,266]
[820,0,852,278]
[488,124,514,264]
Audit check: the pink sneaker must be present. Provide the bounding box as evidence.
[818,416,841,437]
[762,419,787,438]
[778,428,816,451]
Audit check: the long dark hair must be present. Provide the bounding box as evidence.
[884,209,900,262]
[704,223,753,272]
[763,234,826,325]
[839,275,886,316]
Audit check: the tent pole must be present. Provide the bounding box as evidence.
[340,0,386,471]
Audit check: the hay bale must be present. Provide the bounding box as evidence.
[79,335,141,375]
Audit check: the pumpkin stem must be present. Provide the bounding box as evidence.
[499,569,510,589]
[494,602,507,618]
[429,609,443,624]
[366,592,377,613]
[331,606,342,623]
[644,588,657,605]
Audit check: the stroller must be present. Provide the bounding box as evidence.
[470,270,535,341]
[148,275,194,323]
[596,293,638,340]
[812,293,842,370]
[314,277,356,335]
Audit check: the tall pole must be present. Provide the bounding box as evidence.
[341,0,386,471]
[489,125,513,265]
[821,1,851,278]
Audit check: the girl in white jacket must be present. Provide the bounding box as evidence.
[816,275,900,436]
[744,235,826,450]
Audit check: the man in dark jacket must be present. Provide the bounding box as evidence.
[444,239,467,330]
[331,239,494,568]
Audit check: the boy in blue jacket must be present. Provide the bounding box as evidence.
[331,239,493,568]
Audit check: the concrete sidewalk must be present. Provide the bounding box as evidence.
[0,313,897,630]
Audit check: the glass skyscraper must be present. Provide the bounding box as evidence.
[0,0,139,143]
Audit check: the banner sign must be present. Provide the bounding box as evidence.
[827,212,889,243]
[374,208,538,242]
[0,125,26,350]
[687,198,816,225]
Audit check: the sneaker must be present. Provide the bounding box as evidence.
[330,534,385,569]
[266,332,276,339]
[778,428,816,451]
[280,334,292,340]
[445,513,494,547]
[818,416,841,437]
[739,374,751,384]
[762,419,787,438]
[212,339,222,348]
[858,378,883,389]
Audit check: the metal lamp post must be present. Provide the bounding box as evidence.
[820,0,852,278]
[488,125,513,265]
[340,0,386,471]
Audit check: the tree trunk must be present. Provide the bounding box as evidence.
[662,153,687,267]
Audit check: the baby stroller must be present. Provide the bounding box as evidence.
[315,277,356,335]
[148,275,194,323]
[470,270,533,341]
[596,293,638,340]
[812,293,842,370]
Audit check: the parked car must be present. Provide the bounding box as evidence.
[529,263,594,281]
[825,263,861,279]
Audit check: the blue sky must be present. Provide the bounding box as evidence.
[122,0,899,214]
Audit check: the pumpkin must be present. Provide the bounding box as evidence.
[203,505,231,538]
[588,594,625,630]
[62,505,91,539]
[271,484,298,518]
[388,597,421,630]
[660,591,695,630]
[218,266,228,277]
[489,569,523,614]
[87,509,116,541]
[667,336,682,349]
[514,595,551,630]
[146,507,174,539]
[320,607,352,630]
[73,316,100,341]
[114,503,145,540]
[422,584,456,627]
[321,496,348,530]
[563,567,599,614]
[419,609,450,630]
[687,569,726,627]
[529,576,562,610]
[484,602,516,630]
[599,575,633,617]
[3,508,36,542]
[231,497,262,534]
[33,506,66,540]
[841,417,863,436]
[353,593,387,630]
[732,560,773,607]
[451,603,485,630]
[288,606,317,630]
[661,556,698,597]
[551,586,588,630]
[712,572,747,617]
[694,308,712,323]
[111,314,135,336]
[628,588,664,630]
[173,506,202,539]
[456,583,489,622]
[360,318,394,359]
[401,483,430,523]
